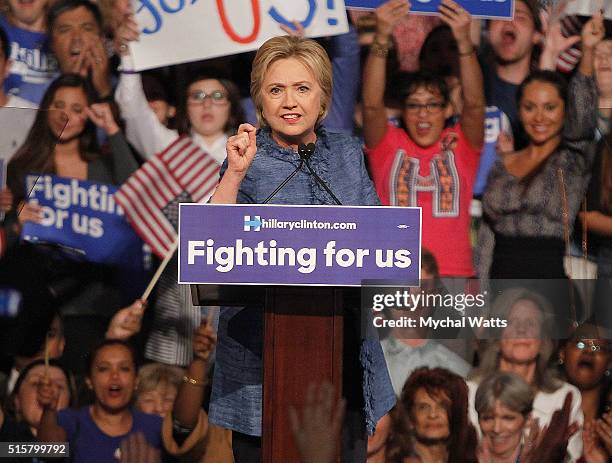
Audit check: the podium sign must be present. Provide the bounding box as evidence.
[178,204,421,286]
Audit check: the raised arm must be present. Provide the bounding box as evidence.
[86,103,139,184]
[113,8,178,159]
[210,124,257,204]
[439,0,485,149]
[172,321,216,429]
[361,0,410,149]
[323,25,361,133]
[564,13,604,143]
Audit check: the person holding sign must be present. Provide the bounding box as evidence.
[210,36,394,462]
[362,0,485,278]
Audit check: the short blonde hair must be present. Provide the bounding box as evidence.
[475,372,534,418]
[137,363,183,394]
[250,36,333,127]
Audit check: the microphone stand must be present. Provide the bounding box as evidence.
[298,143,342,206]
[262,158,305,204]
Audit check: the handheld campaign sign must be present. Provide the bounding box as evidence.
[131,0,349,71]
[179,204,421,286]
[21,175,149,269]
[345,0,514,19]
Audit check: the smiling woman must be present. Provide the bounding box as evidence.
[474,372,534,463]
[478,14,605,282]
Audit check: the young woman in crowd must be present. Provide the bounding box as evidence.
[0,359,74,446]
[38,339,163,462]
[210,34,394,463]
[362,0,485,278]
[3,73,139,373]
[477,14,604,281]
[386,367,477,463]
[135,363,183,419]
[468,287,583,462]
[6,73,138,235]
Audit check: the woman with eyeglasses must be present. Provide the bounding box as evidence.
[361,0,485,278]
[467,288,584,462]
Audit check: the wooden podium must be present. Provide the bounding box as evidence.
[191,284,360,463]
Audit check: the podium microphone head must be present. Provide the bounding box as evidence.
[298,143,315,161]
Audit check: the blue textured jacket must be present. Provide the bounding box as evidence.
[208,126,396,436]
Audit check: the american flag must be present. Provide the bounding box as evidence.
[115,136,220,259]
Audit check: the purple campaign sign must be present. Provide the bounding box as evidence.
[345,0,513,20]
[178,204,421,286]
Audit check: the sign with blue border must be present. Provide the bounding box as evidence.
[178,204,422,286]
[345,0,513,20]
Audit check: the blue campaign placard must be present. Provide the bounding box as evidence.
[21,174,148,269]
[345,0,513,19]
[178,204,422,286]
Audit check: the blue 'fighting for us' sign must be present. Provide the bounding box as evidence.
[178,204,422,286]
[345,0,513,20]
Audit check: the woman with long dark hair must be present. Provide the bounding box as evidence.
[7,73,137,220]
[477,15,605,281]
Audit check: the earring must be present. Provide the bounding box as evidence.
[558,357,564,365]
[605,369,610,377]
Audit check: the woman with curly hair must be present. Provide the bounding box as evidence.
[386,367,478,463]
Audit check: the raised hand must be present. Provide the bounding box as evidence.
[280,20,305,38]
[17,200,42,226]
[113,9,140,56]
[192,320,217,362]
[119,432,161,463]
[106,299,146,340]
[86,103,120,136]
[538,6,581,70]
[289,382,346,463]
[438,0,473,50]
[581,10,605,50]
[583,418,609,463]
[374,0,410,40]
[84,37,112,97]
[520,393,577,463]
[226,123,257,177]
[595,411,612,457]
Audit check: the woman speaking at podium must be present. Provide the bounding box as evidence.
[209,35,395,462]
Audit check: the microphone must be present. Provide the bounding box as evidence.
[297,143,342,206]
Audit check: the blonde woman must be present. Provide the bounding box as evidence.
[210,35,394,463]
